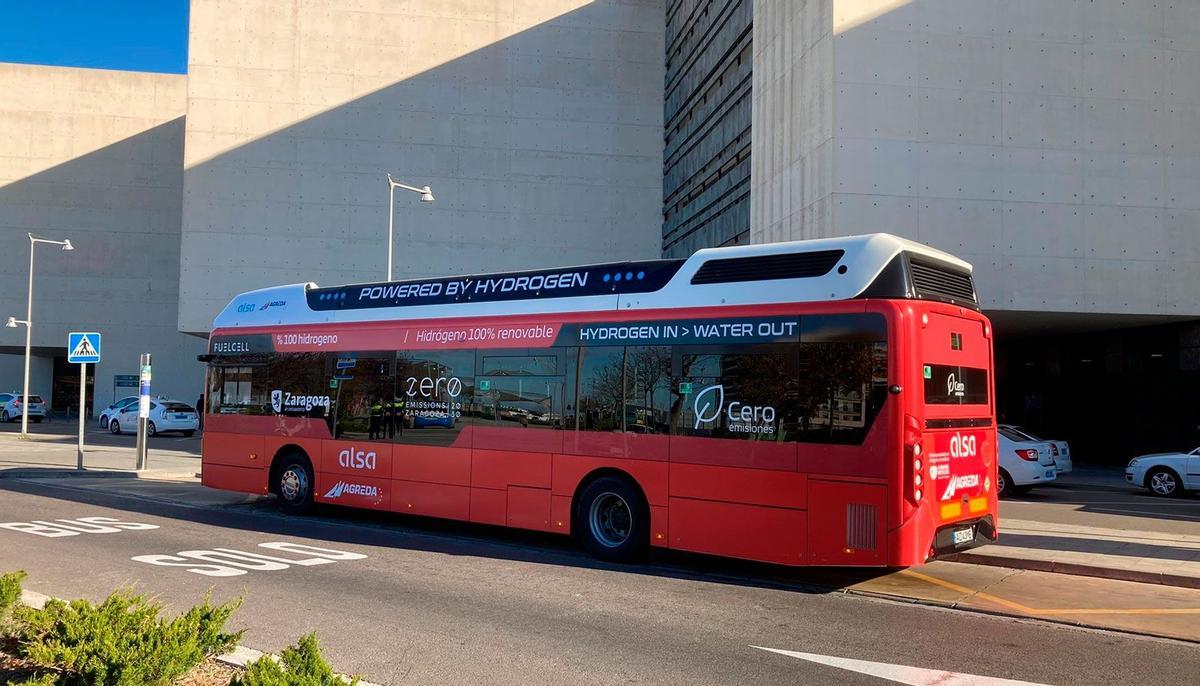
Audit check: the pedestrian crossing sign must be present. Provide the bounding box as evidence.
[67,332,101,363]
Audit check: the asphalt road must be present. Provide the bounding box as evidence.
[1003,481,1200,535]
[1,480,1197,685]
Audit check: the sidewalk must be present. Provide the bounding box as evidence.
[953,518,1200,589]
[0,430,200,481]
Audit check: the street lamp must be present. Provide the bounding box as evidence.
[11,234,73,437]
[386,174,434,282]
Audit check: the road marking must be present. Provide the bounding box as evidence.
[1086,507,1200,520]
[132,542,367,577]
[751,646,1050,685]
[902,569,1200,617]
[0,516,159,538]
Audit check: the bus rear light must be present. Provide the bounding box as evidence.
[914,459,922,472]
[914,490,923,501]
[1015,448,1038,462]
[913,444,922,456]
[914,475,922,486]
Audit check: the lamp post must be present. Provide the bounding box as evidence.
[8,234,73,437]
[386,174,434,282]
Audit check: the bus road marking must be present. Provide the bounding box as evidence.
[132,542,367,577]
[752,646,1051,685]
[0,516,159,538]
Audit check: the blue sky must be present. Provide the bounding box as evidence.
[0,1,189,74]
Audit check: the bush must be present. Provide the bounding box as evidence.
[14,589,243,686]
[230,633,356,686]
[0,571,25,618]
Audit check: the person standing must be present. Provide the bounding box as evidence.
[197,393,205,430]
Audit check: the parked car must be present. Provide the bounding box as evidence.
[1126,448,1199,497]
[98,396,139,428]
[997,426,1057,498]
[999,424,1072,474]
[109,399,198,436]
[0,392,47,423]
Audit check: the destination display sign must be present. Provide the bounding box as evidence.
[305,259,685,311]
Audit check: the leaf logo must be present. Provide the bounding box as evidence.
[693,384,725,429]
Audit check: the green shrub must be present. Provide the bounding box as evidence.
[230,633,357,686]
[15,589,243,686]
[0,571,25,617]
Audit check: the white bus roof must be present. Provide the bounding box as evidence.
[212,233,975,330]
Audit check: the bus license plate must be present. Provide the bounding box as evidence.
[952,527,973,545]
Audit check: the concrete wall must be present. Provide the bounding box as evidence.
[179,0,665,333]
[751,0,833,245]
[751,0,1200,316]
[0,63,205,413]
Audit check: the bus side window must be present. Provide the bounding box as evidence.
[328,353,393,442]
[796,313,889,445]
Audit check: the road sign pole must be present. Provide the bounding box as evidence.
[134,353,151,471]
[77,362,86,469]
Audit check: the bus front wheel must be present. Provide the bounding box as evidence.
[273,451,315,515]
[575,476,649,563]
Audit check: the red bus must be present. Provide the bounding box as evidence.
[199,233,997,567]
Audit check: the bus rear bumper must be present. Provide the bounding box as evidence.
[929,515,996,560]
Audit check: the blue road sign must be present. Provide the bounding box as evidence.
[67,332,101,364]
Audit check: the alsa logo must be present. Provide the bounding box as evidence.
[949,433,978,458]
[259,300,286,311]
[338,448,376,470]
[947,374,966,397]
[323,481,379,499]
[941,474,981,501]
[236,303,255,313]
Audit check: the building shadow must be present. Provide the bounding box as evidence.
[0,477,890,594]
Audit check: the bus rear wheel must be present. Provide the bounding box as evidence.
[575,476,649,562]
[274,451,315,515]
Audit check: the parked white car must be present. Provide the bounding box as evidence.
[1126,448,1199,497]
[997,426,1057,498]
[109,399,198,436]
[98,396,139,428]
[0,392,47,423]
[1000,424,1072,474]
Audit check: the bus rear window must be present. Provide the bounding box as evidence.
[923,364,987,405]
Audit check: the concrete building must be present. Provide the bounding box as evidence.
[178,0,664,333]
[744,0,1200,458]
[2,0,1199,460]
[0,63,203,416]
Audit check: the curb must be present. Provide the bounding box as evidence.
[0,469,199,481]
[947,551,1200,590]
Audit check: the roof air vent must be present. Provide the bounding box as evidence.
[690,249,845,285]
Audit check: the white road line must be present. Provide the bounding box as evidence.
[1086,507,1200,521]
[751,646,1053,686]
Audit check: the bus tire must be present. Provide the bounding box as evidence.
[273,451,315,515]
[575,476,649,563]
[997,468,1014,499]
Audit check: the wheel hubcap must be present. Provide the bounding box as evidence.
[1151,473,1176,494]
[280,466,308,502]
[997,473,1006,493]
[588,492,632,548]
